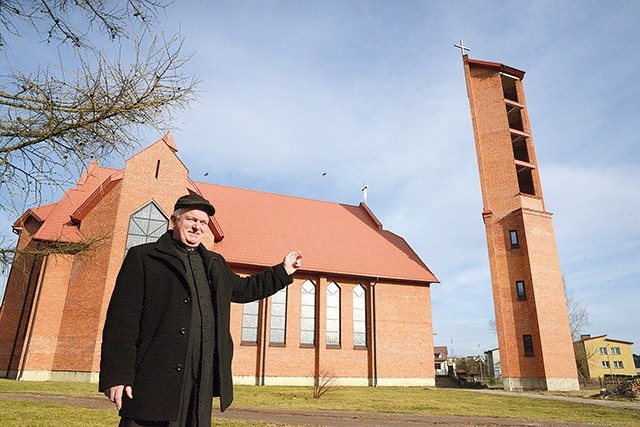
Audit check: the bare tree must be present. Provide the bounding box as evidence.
[0,1,169,47]
[563,276,590,340]
[1,35,196,212]
[310,370,340,399]
[0,1,197,268]
[488,319,497,334]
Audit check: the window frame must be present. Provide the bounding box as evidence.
[269,287,287,346]
[523,334,534,357]
[300,280,316,347]
[352,284,367,349]
[125,201,168,253]
[240,300,260,346]
[516,280,526,301]
[325,282,341,348]
[509,230,520,248]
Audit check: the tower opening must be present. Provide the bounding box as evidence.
[501,73,519,102]
[516,165,536,195]
[511,133,530,163]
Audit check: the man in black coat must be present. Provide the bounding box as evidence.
[99,194,302,426]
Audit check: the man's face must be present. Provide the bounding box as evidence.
[171,208,209,247]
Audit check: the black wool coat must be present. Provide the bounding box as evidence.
[99,231,293,420]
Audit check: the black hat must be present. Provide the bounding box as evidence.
[173,194,215,216]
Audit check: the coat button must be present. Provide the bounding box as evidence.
[180,328,187,335]
[183,298,190,304]
[176,365,183,372]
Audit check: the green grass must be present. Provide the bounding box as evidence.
[0,399,121,427]
[230,385,640,426]
[1,380,639,426]
[0,399,287,427]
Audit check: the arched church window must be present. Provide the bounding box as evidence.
[269,287,287,345]
[125,202,169,252]
[300,279,316,347]
[353,284,367,348]
[326,282,340,347]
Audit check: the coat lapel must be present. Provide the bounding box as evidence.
[198,245,220,300]
[151,232,189,289]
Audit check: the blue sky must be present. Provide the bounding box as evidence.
[2,1,639,358]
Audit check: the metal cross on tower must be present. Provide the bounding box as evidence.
[454,40,470,56]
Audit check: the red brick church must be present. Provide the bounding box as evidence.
[0,133,438,386]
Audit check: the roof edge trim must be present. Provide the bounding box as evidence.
[359,202,383,230]
[70,170,124,223]
[465,56,526,80]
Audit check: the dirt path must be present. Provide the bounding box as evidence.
[1,391,637,427]
[219,406,612,426]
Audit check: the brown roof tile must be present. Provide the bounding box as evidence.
[18,140,437,284]
[33,163,119,242]
[198,183,438,284]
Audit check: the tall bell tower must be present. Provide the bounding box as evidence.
[461,51,579,391]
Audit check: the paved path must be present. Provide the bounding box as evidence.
[1,390,638,426]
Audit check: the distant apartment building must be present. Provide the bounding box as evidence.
[573,335,636,379]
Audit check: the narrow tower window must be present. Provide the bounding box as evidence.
[516,281,526,301]
[155,160,161,179]
[523,334,535,357]
[509,230,519,248]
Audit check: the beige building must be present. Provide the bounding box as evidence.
[574,335,636,379]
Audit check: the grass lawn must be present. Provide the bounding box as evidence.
[0,399,284,427]
[1,380,639,426]
[232,385,640,426]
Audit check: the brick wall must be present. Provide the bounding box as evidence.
[465,57,578,390]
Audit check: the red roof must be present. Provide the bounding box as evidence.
[198,183,438,284]
[15,137,437,285]
[23,162,120,242]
